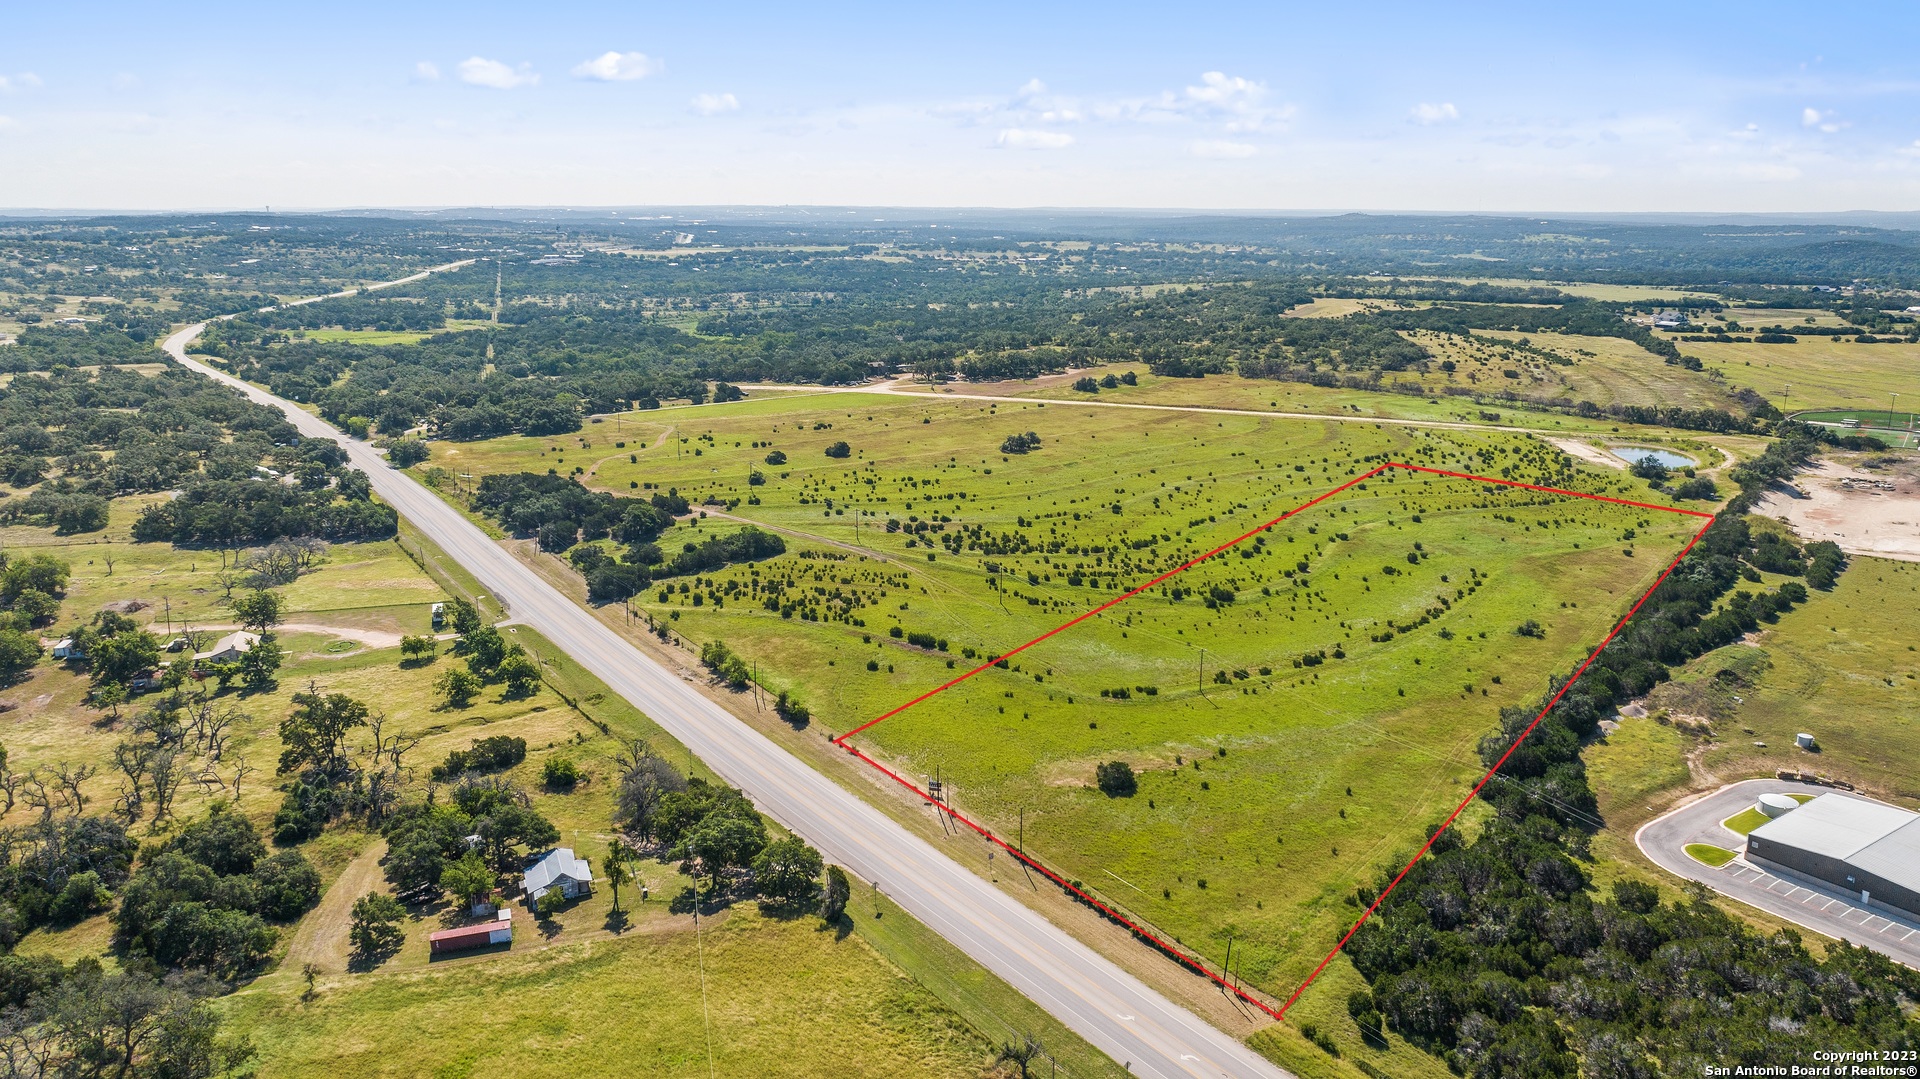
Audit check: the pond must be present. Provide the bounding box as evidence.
[1610,447,1695,469]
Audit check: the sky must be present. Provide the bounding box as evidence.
[3,0,1919,213]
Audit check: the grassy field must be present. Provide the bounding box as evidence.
[1681,334,1920,412]
[1627,553,1920,804]
[425,390,1704,998]
[222,903,1015,1079]
[981,359,1739,438]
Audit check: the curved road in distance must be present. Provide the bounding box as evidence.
[163,317,1290,1079]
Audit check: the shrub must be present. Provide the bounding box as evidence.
[1672,476,1718,500]
[542,756,581,790]
[1095,761,1137,797]
[764,449,787,465]
[823,441,851,459]
[433,735,527,780]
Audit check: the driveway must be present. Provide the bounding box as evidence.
[1636,778,1920,968]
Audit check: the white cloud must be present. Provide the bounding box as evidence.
[110,72,139,91]
[573,51,663,81]
[1017,78,1047,98]
[1411,101,1460,124]
[1191,139,1257,158]
[1178,71,1287,131]
[413,61,441,82]
[0,73,42,93]
[0,115,15,132]
[996,128,1074,150]
[691,92,740,115]
[459,57,538,90]
[1802,106,1844,133]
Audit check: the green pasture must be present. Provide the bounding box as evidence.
[1687,335,1920,413]
[221,903,1006,1079]
[431,391,1701,995]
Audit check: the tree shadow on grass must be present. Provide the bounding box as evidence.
[604,907,631,935]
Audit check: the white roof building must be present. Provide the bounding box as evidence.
[1746,793,1920,918]
[523,848,593,903]
[195,630,260,663]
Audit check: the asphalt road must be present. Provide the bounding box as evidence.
[163,319,1292,1079]
[1636,778,1920,968]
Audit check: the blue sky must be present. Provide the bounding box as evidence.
[3,0,1918,211]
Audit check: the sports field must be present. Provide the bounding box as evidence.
[429,391,1705,997]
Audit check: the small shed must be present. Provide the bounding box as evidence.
[429,911,512,955]
[52,637,84,660]
[523,848,593,903]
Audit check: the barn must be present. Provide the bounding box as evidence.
[429,911,513,955]
[1744,793,1920,919]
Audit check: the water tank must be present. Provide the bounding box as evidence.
[1757,793,1799,818]
[1795,732,1816,750]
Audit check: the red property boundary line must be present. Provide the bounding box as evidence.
[831,461,1715,1021]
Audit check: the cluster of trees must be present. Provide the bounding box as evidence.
[112,808,320,978]
[1347,828,1919,1077]
[0,959,255,1079]
[0,554,69,682]
[379,777,560,904]
[270,684,420,844]
[467,471,783,604]
[131,467,395,546]
[0,810,138,943]
[0,362,316,503]
[608,740,835,912]
[427,599,541,707]
[473,472,677,556]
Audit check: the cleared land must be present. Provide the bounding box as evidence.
[427,391,1703,999]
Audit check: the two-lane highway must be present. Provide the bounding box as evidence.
[163,319,1291,1079]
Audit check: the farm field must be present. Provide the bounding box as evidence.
[1680,335,1920,412]
[424,391,1707,998]
[970,358,1737,436]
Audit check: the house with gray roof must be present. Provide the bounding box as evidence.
[523,848,593,903]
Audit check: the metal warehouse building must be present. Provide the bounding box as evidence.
[1745,793,1920,919]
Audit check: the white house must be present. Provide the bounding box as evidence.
[195,630,260,663]
[523,848,593,903]
[51,637,84,660]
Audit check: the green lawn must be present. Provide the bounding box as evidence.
[426,391,1702,996]
[1722,807,1771,836]
[1686,843,1737,867]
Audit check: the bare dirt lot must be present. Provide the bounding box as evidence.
[1754,459,1920,562]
